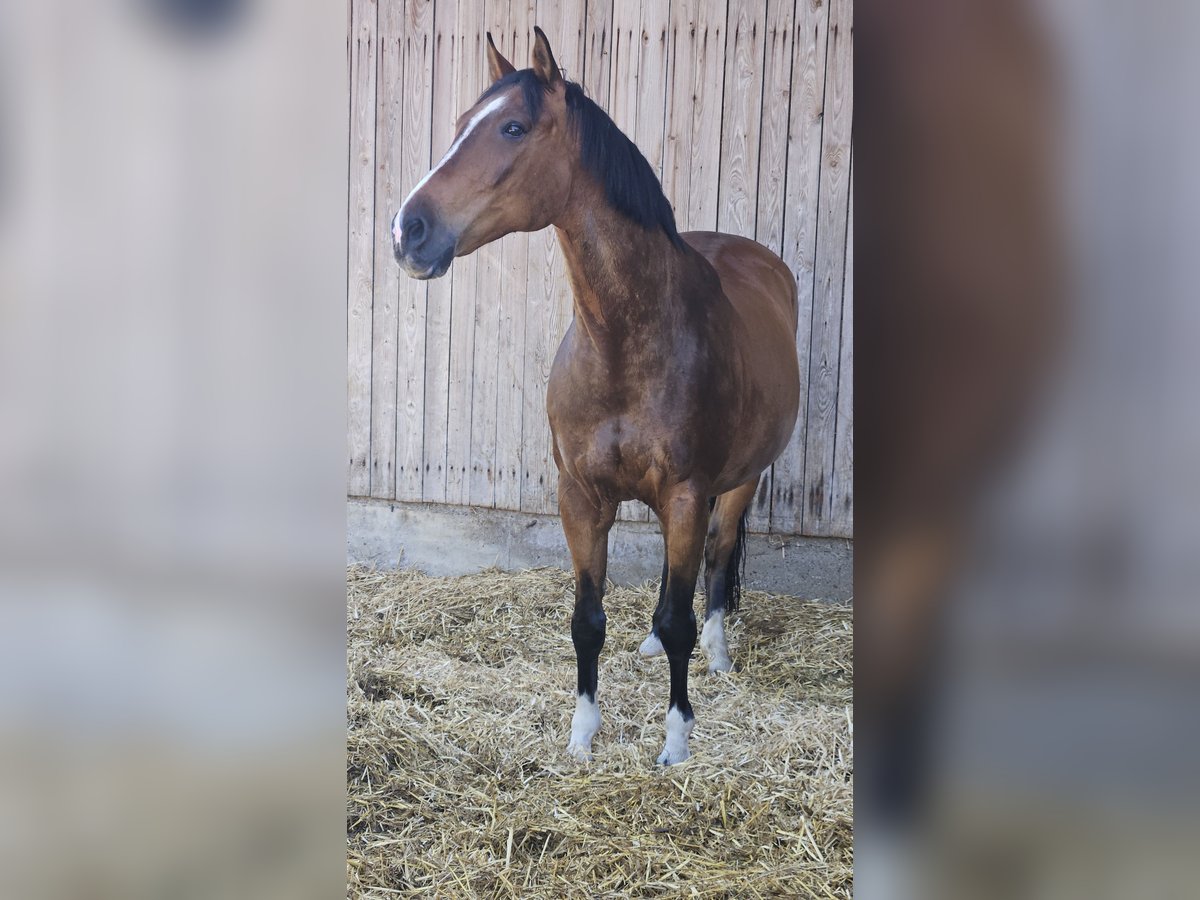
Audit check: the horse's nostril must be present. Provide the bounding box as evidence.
[404,214,427,247]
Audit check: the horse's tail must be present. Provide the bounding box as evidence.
[723,510,749,614]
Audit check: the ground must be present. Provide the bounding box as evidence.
[347,566,853,899]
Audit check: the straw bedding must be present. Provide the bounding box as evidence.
[347,566,852,898]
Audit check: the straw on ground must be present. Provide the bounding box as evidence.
[348,566,852,899]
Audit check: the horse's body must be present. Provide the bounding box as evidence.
[548,230,798,509]
[392,28,800,764]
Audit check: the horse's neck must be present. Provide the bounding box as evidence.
[553,201,691,350]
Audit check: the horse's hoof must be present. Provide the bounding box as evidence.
[568,695,600,761]
[707,655,733,674]
[699,611,733,674]
[656,707,694,765]
[639,632,665,657]
[567,741,594,762]
[656,745,690,766]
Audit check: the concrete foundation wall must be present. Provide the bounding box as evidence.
[348,499,853,601]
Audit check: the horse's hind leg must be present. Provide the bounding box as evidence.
[559,475,617,761]
[700,478,758,673]
[638,551,669,657]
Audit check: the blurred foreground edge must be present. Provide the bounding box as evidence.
[856,0,1200,897]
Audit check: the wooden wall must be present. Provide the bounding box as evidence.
[347,0,853,537]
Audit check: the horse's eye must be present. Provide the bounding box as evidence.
[502,121,526,138]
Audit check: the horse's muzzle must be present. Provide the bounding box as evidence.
[392,204,455,280]
[394,241,453,280]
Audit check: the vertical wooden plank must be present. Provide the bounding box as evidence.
[395,0,436,501]
[468,8,501,507]
[662,0,698,226]
[829,149,853,536]
[422,0,455,503]
[770,0,829,534]
[347,0,377,497]
[745,0,794,533]
[582,0,613,102]
[518,233,557,516]
[468,268,499,498]
[801,0,852,535]
[445,0,485,506]
[521,2,592,516]
[754,0,794,256]
[635,1,671,182]
[369,0,401,499]
[487,2,535,512]
[607,2,641,139]
[687,0,728,232]
[717,0,766,239]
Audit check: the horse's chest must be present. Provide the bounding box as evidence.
[553,413,661,497]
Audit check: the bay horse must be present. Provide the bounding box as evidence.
[392,28,799,765]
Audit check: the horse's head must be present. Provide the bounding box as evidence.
[392,27,572,280]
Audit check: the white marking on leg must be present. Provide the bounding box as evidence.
[700,610,733,673]
[566,693,600,761]
[638,630,664,657]
[396,94,511,223]
[656,706,694,766]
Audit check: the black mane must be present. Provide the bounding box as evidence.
[477,70,683,248]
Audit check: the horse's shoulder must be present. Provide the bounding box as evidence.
[680,231,798,332]
[681,230,791,279]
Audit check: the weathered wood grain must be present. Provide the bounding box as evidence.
[347,0,377,497]
[422,0,457,503]
[802,0,851,536]
[663,0,699,226]
[370,0,400,500]
[395,0,436,502]
[445,0,485,507]
[740,0,797,533]
[771,0,830,535]
[830,148,853,536]
[718,0,766,239]
[687,0,728,232]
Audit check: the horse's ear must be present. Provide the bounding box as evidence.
[486,32,516,83]
[530,26,562,86]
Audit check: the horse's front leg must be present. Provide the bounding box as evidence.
[653,486,709,765]
[559,474,616,761]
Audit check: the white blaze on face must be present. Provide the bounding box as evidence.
[657,706,694,766]
[699,610,733,673]
[567,693,601,761]
[394,93,512,242]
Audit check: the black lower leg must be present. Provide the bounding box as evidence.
[703,513,747,618]
[650,555,669,635]
[667,655,694,720]
[704,564,727,621]
[571,573,606,700]
[654,575,697,720]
